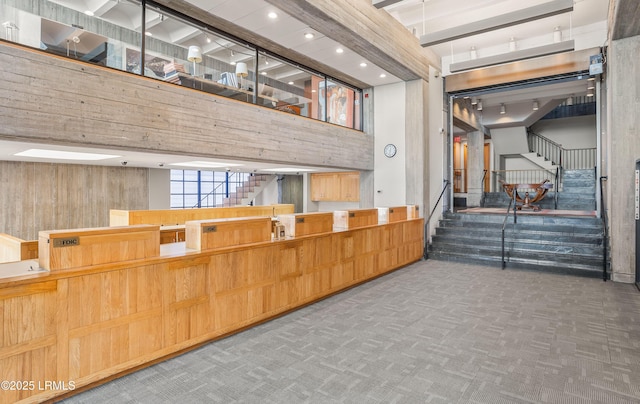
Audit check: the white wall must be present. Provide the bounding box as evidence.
[374,82,406,207]
[491,126,528,169]
[531,115,597,149]
[148,168,170,209]
[254,176,278,206]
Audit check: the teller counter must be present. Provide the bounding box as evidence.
[0,216,423,403]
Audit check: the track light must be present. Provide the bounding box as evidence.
[532,100,539,111]
[500,103,506,114]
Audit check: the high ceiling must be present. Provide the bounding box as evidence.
[1,0,611,170]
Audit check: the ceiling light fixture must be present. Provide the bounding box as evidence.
[532,100,539,111]
[587,88,594,97]
[263,168,314,173]
[336,47,344,54]
[15,149,120,161]
[360,62,367,67]
[471,97,478,105]
[170,161,242,169]
[288,81,294,85]
[206,36,211,44]
[477,100,483,111]
[500,104,506,114]
[144,31,152,36]
[379,73,386,78]
[84,10,94,16]
[268,12,278,19]
[304,32,314,39]
[509,37,517,52]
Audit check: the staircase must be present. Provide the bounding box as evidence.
[223,174,275,206]
[431,167,606,277]
[428,211,606,278]
[484,168,596,211]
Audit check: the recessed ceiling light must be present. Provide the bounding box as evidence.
[312,89,317,93]
[170,161,243,169]
[84,10,94,16]
[206,36,211,44]
[304,32,314,39]
[263,168,315,173]
[360,62,367,67]
[261,71,267,75]
[144,31,152,36]
[268,11,278,19]
[14,149,121,161]
[379,73,386,78]
[288,81,294,85]
[336,47,344,54]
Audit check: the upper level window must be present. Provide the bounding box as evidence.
[0,0,363,130]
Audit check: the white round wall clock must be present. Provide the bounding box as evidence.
[384,143,397,158]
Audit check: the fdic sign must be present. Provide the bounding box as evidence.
[52,237,80,248]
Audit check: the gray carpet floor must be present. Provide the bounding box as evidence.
[62,260,640,404]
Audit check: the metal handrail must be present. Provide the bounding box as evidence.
[192,172,246,208]
[424,180,450,260]
[501,187,517,269]
[554,167,559,209]
[600,176,608,281]
[480,169,488,207]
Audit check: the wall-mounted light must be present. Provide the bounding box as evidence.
[532,100,539,111]
[471,97,478,105]
[500,103,506,114]
[477,100,483,111]
[470,46,477,60]
[509,37,517,52]
[587,88,595,97]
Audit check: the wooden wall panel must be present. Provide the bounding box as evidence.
[0,161,148,241]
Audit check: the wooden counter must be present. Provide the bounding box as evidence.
[0,219,423,403]
[377,206,409,223]
[333,208,378,229]
[185,217,272,250]
[110,204,294,227]
[38,225,160,271]
[278,212,334,237]
[0,233,38,263]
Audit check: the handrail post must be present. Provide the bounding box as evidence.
[513,186,517,224]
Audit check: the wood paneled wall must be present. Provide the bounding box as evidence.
[0,219,423,403]
[0,161,148,241]
[0,43,373,172]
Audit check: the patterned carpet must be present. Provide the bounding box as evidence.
[63,260,640,403]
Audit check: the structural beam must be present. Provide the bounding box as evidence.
[421,0,573,47]
[449,40,575,73]
[372,0,404,8]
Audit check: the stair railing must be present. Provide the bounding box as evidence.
[527,130,562,166]
[501,188,517,269]
[192,172,247,208]
[554,167,559,210]
[480,169,488,207]
[424,179,450,260]
[600,175,609,281]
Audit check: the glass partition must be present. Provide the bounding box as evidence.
[0,0,363,130]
